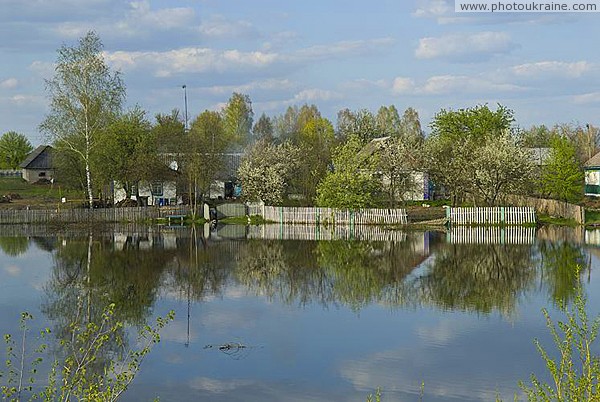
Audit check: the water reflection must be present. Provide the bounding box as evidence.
[33,225,596,319]
[1,224,597,402]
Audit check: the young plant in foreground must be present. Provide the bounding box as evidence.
[519,272,600,401]
[1,304,174,401]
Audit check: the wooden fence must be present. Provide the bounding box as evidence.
[446,207,536,226]
[446,226,536,245]
[258,206,408,225]
[504,195,584,224]
[0,170,22,178]
[0,206,192,225]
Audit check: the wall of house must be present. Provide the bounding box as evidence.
[585,169,600,196]
[114,181,179,206]
[381,171,429,201]
[22,169,54,183]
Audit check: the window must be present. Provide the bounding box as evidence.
[151,182,163,196]
[38,172,46,177]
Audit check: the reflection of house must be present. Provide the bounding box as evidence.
[585,152,600,196]
[356,136,429,201]
[19,145,54,183]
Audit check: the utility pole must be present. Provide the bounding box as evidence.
[182,85,189,132]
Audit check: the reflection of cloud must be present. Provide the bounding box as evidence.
[161,319,197,344]
[4,265,20,277]
[415,32,515,62]
[189,377,254,393]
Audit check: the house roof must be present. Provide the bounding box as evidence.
[19,145,53,169]
[355,136,391,165]
[585,151,600,168]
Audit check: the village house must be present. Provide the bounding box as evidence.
[19,145,55,183]
[585,151,600,197]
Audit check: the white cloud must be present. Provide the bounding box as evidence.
[199,15,257,39]
[510,61,594,78]
[293,88,341,102]
[392,77,416,94]
[413,0,453,19]
[572,92,600,104]
[104,48,279,76]
[416,32,515,62]
[0,78,18,89]
[9,95,44,106]
[291,37,395,62]
[391,74,524,96]
[200,79,296,96]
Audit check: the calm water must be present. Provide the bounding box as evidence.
[0,224,599,401]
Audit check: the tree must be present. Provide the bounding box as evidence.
[238,139,300,205]
[153,109,185,153]
[400,107,424,141]
[292,116,335,203]
[0,131,33,169]
[40,31,125,207]
[376,136,422,207]
[541,135,584,203]
[336,108,382,144]
[316,136,379,208]
[95,107,158,200]
[252,113,274,143]
[185,110,228,207]
[222,92,253,148]
[426,104,529,205]
[375,105,401,137]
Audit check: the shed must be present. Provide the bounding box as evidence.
[19,145,54,183]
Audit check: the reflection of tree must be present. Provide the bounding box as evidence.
[0,236,29,256]
[235,240,332,306]
[235,234,431,310]
[537,241,589,306]
[409,243,536,315]
[317,240,416,310]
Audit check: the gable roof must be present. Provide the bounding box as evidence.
[19,145,53,169]
[586,151,600,169]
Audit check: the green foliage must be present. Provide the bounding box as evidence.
[519,275,600,401]
[252,113,274,143]
[541,135,584,203]
[40,31,125,204]
[316,136,379,208]
[0,132,33,170]
[1,305,174,401]
[427,104,531,205]
[222,92,253,148]
[366,387,382,402]
[95,107,157,198]
[238,139,300,205]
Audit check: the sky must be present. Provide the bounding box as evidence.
[2,0,600,145]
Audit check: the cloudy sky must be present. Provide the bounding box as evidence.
[2,0,600,145]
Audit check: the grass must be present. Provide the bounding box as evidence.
[537,214,579,227]
[219,215,269,225]
[0,177,83,208]
[585,209,600,225]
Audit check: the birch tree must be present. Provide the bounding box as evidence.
[40,31,125,206]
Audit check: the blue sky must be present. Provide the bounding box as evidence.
[2,0,600,145]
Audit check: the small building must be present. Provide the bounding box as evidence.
[19,145,54,183]
[585,152,600,197]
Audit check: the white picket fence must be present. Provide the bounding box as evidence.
[447,207,535,225]
[447,226,536,245]
[257,206,408,225]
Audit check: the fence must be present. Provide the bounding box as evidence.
[504,195,584,224]
[247,224,408,241]
[446,226,536,245]
[259,206,408,225]
[446,207,536,226]
[0,170,22,178]
[0,206,192,225]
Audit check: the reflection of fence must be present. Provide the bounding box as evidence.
[247,224,408,242]
[257,206,408,225]
[0,206,192,224]
[447,207,535,225]
[447,226,536,244]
